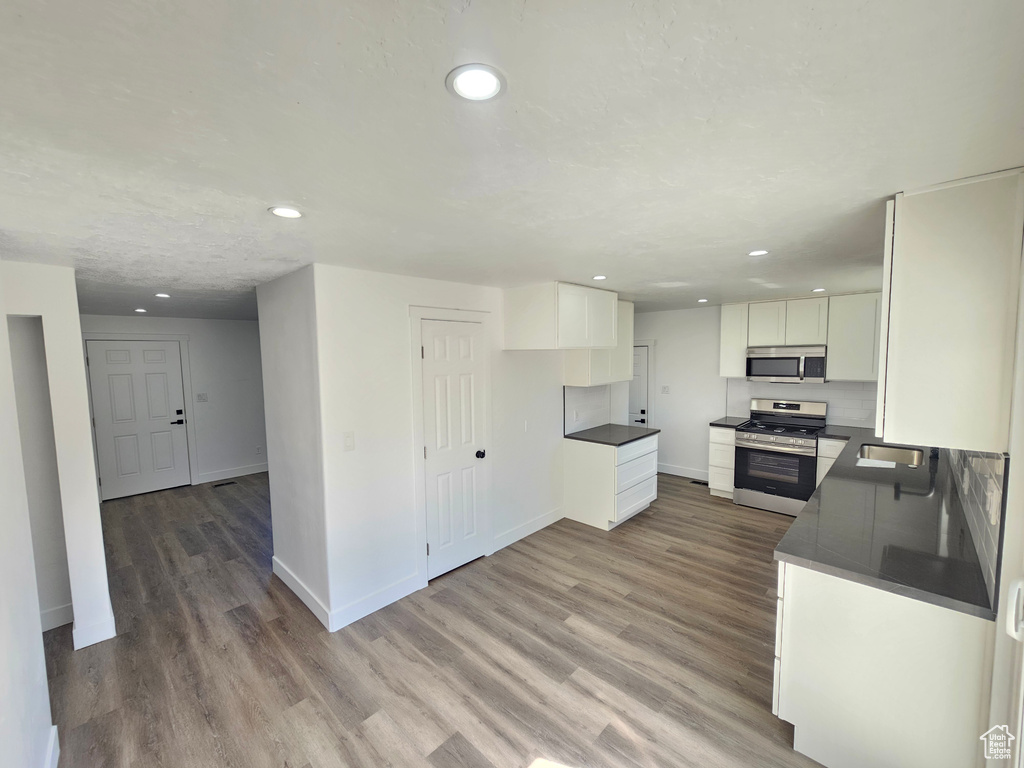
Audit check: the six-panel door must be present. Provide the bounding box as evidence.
[86,340,191,500]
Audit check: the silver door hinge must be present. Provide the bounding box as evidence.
[98,477,101,486]
[427,543,430,556]
[424,446,427,459]
[421,346,424,359]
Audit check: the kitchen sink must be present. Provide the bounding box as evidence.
[858,444,925,467]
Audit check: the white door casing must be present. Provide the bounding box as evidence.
[87,340,191,500]
[629,345,649,427]
[422,319,490,579]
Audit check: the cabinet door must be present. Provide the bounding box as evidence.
[748,301,787,347]
[556,283,591,348]
[827,293,881,381]
[883,172,1023,452]
[608,301,634,382]
[587,288,618,348]
[719,303,749,377]
[786,298,828,345]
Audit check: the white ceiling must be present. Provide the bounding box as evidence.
[0,0,1022,319]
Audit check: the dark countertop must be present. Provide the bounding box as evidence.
[775,426,994,620]
[564,423,661,447]
[709,416,748,428]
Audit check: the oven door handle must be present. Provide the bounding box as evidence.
[736,440,816,456]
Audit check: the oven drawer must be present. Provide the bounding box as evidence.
[616,435,658,465]
[615,475,657,521]
[616,451,658,493]
[709,443,735,469]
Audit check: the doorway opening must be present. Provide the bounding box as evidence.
[629,344,651,427]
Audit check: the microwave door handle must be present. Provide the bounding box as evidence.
[798,355,805,381]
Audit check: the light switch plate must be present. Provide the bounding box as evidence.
[661,386,670,395]
[343,432,355,452]
[196,392,209,403]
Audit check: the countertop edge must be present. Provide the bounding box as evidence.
[774,551,996,621]
[564,429,662,447]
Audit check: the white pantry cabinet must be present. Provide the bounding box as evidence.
[564,435,658,530]
[504,282,618,350]
[785,298,828,345]
[826,293,882,381]
[564,301,634,386]
[719,303,749,377]
[708,427,735,498]
[876,170,1024,452]
[747,301,787,347]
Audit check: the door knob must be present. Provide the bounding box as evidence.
[475,450,486,459]
[171,419,184,425]
[635,419,646,424]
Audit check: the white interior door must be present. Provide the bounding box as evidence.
[422,320,489,579]
[87,340,191,500]
[629,345,649,426]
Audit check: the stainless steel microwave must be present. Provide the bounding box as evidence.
[746,346,826,384]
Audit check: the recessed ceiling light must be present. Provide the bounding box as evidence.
[697,299,708,303]
[593,275,607,281]
[155,293,170,298]
[135,308,147,313]
[445,64,505,101]
[748,249,769,257]
[812,288,826,292]
[269,206,302,219]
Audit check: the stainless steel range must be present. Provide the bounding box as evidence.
[733,399,827,516]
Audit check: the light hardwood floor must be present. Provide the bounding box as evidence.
[45,473,822,768]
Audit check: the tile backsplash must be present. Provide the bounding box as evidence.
[949,449,1007,607]
[726,379,879,427]
[564,385,611,434]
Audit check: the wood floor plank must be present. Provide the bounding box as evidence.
[47,472,821,768]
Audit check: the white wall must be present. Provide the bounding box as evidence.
[258,264,565,631]
[634,307,728,480]
[0,268,60,768]
[79,314,267,484]
[563,382,630,434]
[8,317,73,632]
[256,268,331,624]
[1,261,114,650]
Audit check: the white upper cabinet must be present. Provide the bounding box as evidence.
[785,298,829,345]
[877,170,1024,452]
[565,301,634,386]
[719,303,749,377]
[827,293,881,381]
[504,282,618,350]
[748,301,787,347]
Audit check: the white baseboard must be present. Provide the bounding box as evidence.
[327,572,426,632]
[40,603,74,632]
[658,463,708,482]
[43,725,59,768]
[491,506,563,552]
[72,612,116,649]
[272,556,332,630]
[195,463,268,485]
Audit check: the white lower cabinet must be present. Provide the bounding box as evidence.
[774,562,992,768]
[815,437,846,487]
[708,427,735,498]
[564,434,658,530]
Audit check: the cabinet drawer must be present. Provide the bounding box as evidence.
[615,475,657,521]
[772,657,782,717]
[709,466,734,492]
[616,435,658,465]
[817,438,846,459]
[709,427,735,446]
[709,443,735,470]
[616,451,658,493]
[775,598,784,657]
[815,458,836,487]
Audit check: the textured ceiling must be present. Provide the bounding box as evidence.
[0,0,1022,319]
